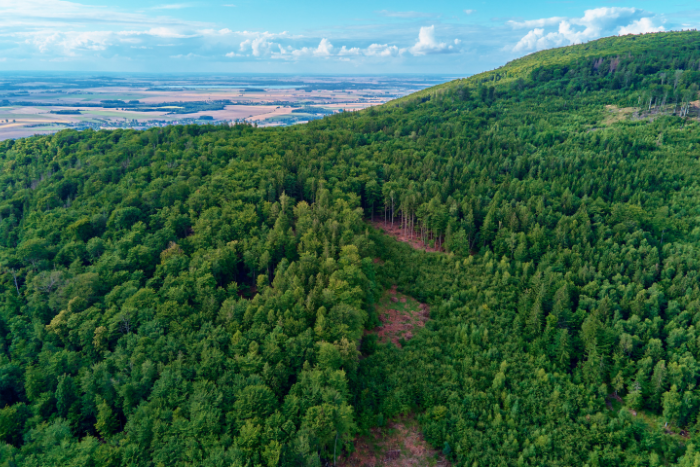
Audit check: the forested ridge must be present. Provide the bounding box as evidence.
[3,31,700,466]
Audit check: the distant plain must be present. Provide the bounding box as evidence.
[0,74,456,140]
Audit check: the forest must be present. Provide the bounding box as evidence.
[2,30,700,466]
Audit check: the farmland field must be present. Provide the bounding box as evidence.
[0,73,456,140]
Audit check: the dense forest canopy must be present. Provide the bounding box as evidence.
[3,31,700,466]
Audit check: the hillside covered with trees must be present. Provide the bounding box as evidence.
[2,31,700,466]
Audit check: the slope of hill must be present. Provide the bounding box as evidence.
[397,30,700,105]
[2,31,700,466]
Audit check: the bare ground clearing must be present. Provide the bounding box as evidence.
[603,105,637,125]
[369,220,443,253]
[369,286,429,348]
[338,415,450,467]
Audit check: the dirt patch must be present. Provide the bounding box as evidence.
[369,286,429,348]
[338,415,450,467]
[370,220,442,252]
[603,105,636,125]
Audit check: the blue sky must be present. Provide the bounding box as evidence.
[0,0,695,74]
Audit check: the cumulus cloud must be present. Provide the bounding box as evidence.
[262,26,459,61]
[239,36,275,57]
[511,7,665,53]
[513,28,544,53]
[24,30,114,55]
[234,31,299,57]
[0,0,467,68]
[409,25,456,55]
[314,38,333,57]
[0,0,215,60]
[274,39,334,59]
[338,46,360,56]
[365,43,400,57]
[227,29,418,62]
[464,9,475,15]
[619,18,665,35]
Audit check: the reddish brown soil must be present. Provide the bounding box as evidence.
[370,286,429,349]
[370,220,443,252]
[338,415,450,467]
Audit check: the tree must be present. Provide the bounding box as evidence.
[95,398,118,438]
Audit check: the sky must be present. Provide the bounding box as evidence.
[0,0,695,74]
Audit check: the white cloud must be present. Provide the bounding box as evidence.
[365,43,400,57]
[409,25,455,55]
[266,40,407,61]
[512,7,665,52]
[282,39,334,58]
[464,9,475,15]
[145,27,196,38]
[0,0,470,68]
[513,28,545,53]
[199,28,233,36]
[314,38,333,57]
[338,46,360,56]
[234,30,293,38]
[235,31,296,57]
[171,52,199,59]
[24,30,114,55]
[619,18,665,35]
[116,27,198,39]
[240,37,274,56]
[0,0,211,61]
[264,26,459,61]
[508,17,566,29]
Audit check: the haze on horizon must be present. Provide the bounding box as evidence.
[0,0,694,75]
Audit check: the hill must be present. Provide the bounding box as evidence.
[2,31,700,466]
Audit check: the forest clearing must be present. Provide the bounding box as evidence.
[369,221,443,253]
[368,286,430,348]
[338,416,450,467]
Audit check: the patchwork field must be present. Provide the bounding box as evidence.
[0,74,456,140]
